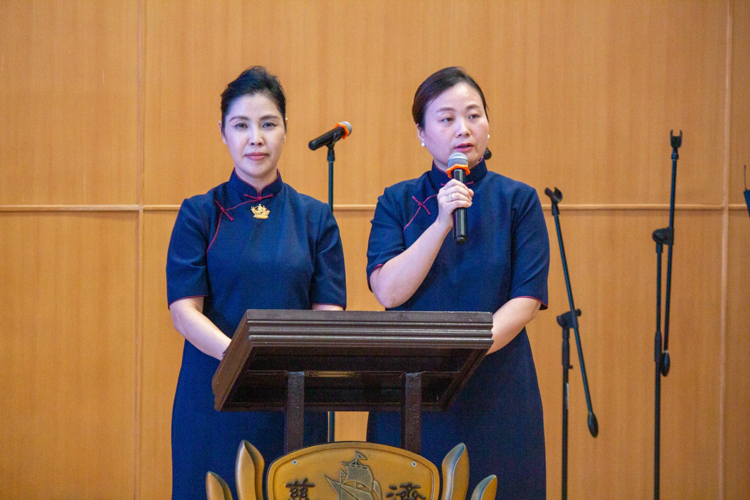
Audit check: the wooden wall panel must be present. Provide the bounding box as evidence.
[724,211,750,499]
[0,213,137,498]
[480,1,727,207]
[143,0,726,209]
[731,0,750,205]
[333,210,380,442]
[139,210,185,499]
[0,1,139,205]
[528,209,723,498]
[336,209,382,312]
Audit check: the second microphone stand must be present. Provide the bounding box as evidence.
[652,130,681,499]
[545,187,599,500]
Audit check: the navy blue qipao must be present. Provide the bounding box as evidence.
[166,170,346,500]
[366,160,549,499]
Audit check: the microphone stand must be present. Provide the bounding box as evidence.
[310,135,344,442]
[652,130,681,499]
[327,145,336,210]
[544,187,599,500]
[327,144,336,443]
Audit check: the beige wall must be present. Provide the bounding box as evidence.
[1,1,748,498]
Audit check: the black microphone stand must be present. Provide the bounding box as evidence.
[327,145,336,210]
[310,138,342,442]
[544,187,599,500]
[652,130,681,499]
[309,144,336,441]
[327,144,336,442]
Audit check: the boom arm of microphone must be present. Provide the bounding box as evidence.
[308,122,352,151]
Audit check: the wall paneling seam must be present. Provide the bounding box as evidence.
[134,0,146,497]
[718,1,733,498]
[1,204,747,213]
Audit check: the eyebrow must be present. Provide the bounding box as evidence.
[228,114,281,122]
[434,103,482,113]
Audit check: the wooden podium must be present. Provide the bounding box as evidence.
[212,310,493,454]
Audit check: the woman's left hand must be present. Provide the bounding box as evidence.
[490,297,542,353]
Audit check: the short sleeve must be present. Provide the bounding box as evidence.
[166,199,210,306]
[366,188,406,288]
[510,189,550,309]
[309,204,347,308]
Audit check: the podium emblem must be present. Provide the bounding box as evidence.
[325,452,383,500]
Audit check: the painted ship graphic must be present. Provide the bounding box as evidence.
[325,452,383,500]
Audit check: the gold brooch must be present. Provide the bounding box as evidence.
[251,204,270,219]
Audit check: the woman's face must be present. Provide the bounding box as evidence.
[220,93,286,190]
[417,82,489,172]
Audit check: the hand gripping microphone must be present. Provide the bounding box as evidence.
[447,152,470,245]
[308,121,352,151]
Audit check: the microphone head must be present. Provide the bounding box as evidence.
[448,152,468,169]
[339,121,352,133]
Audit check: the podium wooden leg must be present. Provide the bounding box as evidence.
[285,371,305,454]
[401,372,422,454]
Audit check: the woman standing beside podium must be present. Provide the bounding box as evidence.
[366,67,549,498]
[166,67,346,499]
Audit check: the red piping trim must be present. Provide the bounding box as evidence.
[208,200,235,253]
[167,294,208,308]
[214,200,234,221]
[243,193,274,203]
[233,168,280,194]
[207,212,223,252]
[515,295,549,310]
[208,195,274,253]
[404,194,437,232]
[367,263,385,291]
[225,199,255,210]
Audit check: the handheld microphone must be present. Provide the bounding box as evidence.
[308,121,352,151]
[447,152,470,245]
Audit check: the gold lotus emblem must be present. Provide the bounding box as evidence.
[252,204,270,219]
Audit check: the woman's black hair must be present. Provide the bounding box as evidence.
[412,67,488,129]
[220,66,287,132]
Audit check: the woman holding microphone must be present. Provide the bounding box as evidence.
[367,67,549,498]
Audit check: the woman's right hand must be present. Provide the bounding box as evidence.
[170,297,231,360]
[435,179,474,229]
[370,178,473,309]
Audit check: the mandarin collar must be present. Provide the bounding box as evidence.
[428,159,488,189]
[228,169,284,197]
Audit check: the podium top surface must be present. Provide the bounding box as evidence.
[212,309,493,412]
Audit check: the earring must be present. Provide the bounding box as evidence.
[487,134,490,139]
[421,142,425,147]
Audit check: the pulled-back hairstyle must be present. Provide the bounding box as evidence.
[220,66,286,132]
[412,67,488,129]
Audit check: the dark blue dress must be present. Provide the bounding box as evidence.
[166,170,346,500]
[366,160,549,499]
